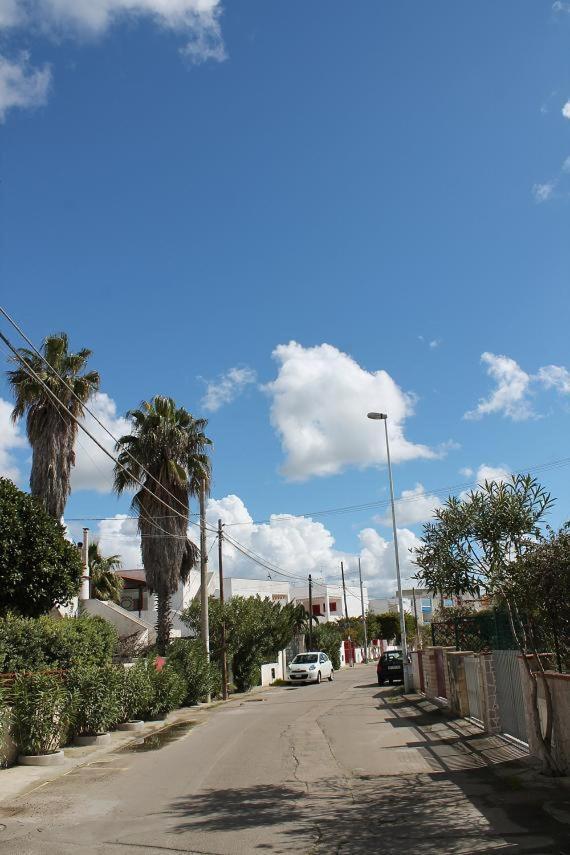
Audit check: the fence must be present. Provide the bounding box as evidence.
[492,650,527,743]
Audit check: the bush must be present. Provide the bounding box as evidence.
[116,662,154,723]
[0,614,118,673]
[311,623,342,670]
[69,664,121,736]
[136,661,185,721]
[0,477,82,616]
[168,639,219,705]
[12,672,70,756]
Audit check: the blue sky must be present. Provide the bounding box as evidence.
[1,1,570,596]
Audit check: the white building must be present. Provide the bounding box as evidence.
[291,580,368,621]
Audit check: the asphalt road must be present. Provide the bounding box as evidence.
[0,664,568,854]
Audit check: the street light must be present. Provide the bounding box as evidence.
[367,412,411,692]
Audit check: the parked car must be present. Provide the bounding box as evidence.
[287,652,334,684]
[377,649,403,685]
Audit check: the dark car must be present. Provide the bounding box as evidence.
[377,649,403,685]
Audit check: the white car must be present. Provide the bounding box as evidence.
[287,651,334,684]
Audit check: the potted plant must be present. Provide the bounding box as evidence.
[116,662,153,731]
[12,672,70,766]
[137,660,185,723]
[69,664,120,746]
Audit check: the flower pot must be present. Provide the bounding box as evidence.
[18,750,65,767]
[118,720,144,731]
[145,720,166,726]
[74,733,111,746]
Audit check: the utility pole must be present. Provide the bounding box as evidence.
[308,574,313,650]
[358,557,368,663]
[340,560,349,621]
[80,527,90,601]
[217,519,228,700]
[199,479,210,663]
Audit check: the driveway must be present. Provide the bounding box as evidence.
[0,663,568,854]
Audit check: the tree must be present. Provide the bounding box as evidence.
[114,396,211,654]
[183,596,305,692]
[0,477,82,616]
[8,332,100,519]
[88,542,123,604]
[414,474,562,774]
[311,622,342,669]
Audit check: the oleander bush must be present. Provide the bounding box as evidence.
[116,661,154,723]
[0,613,118,673]
[168,639,220,705]
[12,672,70,756]
[69,664,121,736]
[136,661,185,721]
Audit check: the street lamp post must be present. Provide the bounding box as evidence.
[367,412,411,692]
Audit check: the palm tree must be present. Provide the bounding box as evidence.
[88,542,124,604]
[114,396,212,653]
[7,333,100,519]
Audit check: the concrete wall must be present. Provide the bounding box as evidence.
[519,660,570,773]
[82,599,156,646]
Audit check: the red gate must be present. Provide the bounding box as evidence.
[435,648,446,698]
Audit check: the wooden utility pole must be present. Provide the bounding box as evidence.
[199,479,210,662]
[218,518,229,700]
[358,557,368,663]
[308,574,313,651]
[340,560,349,621]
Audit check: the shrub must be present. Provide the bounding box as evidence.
[312,623,342,670]
[69,664,121,736]
[12,672,70,756]
[168,639,219,705]
[117,662,154,723]
[137,661,185,721]
[0,614,118,673]
[0,477,82,617]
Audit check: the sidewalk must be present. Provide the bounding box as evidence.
[0,684,271,807]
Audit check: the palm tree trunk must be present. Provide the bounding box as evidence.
[156,591,172,655]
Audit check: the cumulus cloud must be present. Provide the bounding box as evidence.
[201,366,257,412]
[0,53,51,121]
[359,527,421,597]
[374,483,442,528]
[265,341,436,480]
[464,352,534,421]
[563,101,570,119]
[71,392,131,493]
[90,492,416,598]
[532,181,557,203]
[459,467,474,478]
[537,364,570,394]
[0,397,27,483]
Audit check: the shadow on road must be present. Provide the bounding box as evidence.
[165,693,570,854]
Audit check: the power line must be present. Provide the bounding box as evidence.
[0,305,208,522]
[0,328,218,538]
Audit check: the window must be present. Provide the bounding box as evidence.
[293,654,318,664]
[319,654,325,663]
[329,602,337,612]
[312,604,321,615]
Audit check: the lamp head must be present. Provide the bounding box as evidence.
[367,412,387,420]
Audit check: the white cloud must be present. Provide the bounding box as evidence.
[474,463,510,484]
[464,352,534,421]
[0,397,27,483]
[532,181,556,203]
[563,101,570,119]
[374,483,442,528]
[94,514,142,568]
[265,341,435,480]
[201,366,257,412]
[359,527,421,598]
[0,53,51,121]
[429,339,441,349]
[562,156,570,174]
[0,1,22,28]
[459,467,474,478]
[537,364,570,394]
[71,392,131,493]
[553,1,570,12]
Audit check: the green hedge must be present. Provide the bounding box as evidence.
[168,639,220,705]
[0,614,118,673]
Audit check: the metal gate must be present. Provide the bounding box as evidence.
[464,655,481,721]
[492,650,527,743]
[435,648,446,698]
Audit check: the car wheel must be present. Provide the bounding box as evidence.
[328,670,334,682]
[388,678,393,685]
[378,679,384,686]
[316,671,321,684]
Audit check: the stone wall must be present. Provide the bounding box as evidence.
[445,652,472,717]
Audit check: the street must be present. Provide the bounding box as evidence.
[0,663,568,854]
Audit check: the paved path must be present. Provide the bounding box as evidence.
[0,664,569,854]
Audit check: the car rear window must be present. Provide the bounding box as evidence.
[385,652,403,663]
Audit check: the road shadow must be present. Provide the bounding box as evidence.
[164,692,570,854]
